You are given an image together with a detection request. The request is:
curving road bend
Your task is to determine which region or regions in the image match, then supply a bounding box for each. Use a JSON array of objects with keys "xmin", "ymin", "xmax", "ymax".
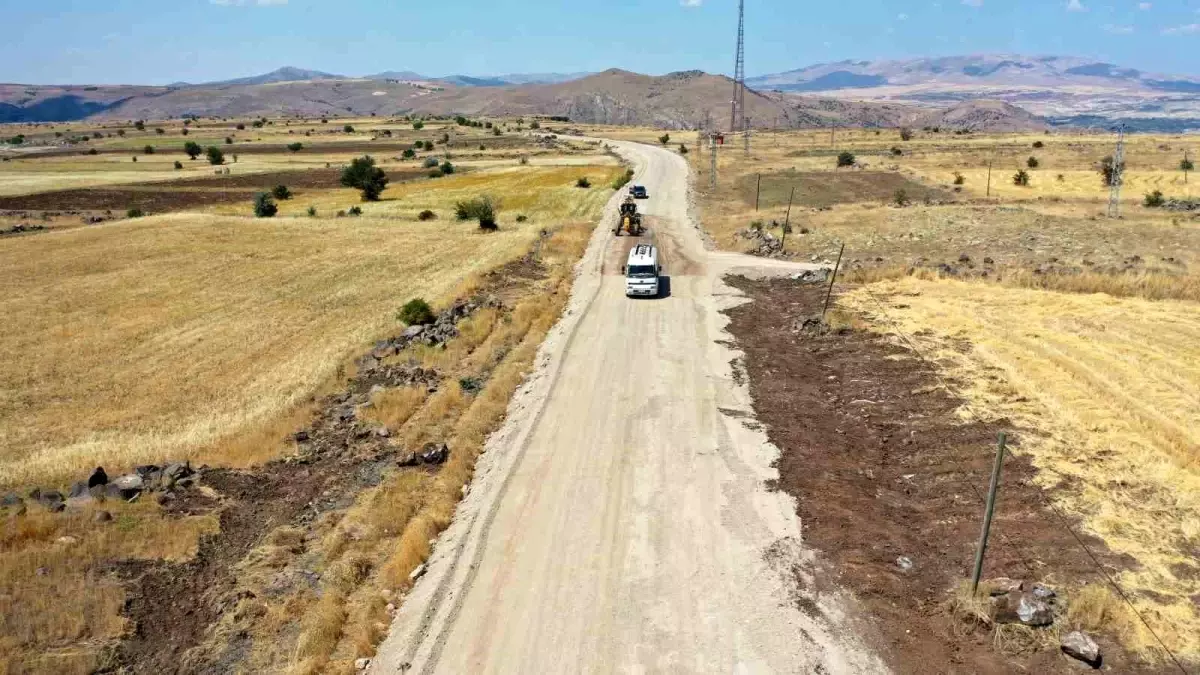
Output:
[{"xmin": 370, "ymin": 141, "xmax": 886, "ymax": 674}]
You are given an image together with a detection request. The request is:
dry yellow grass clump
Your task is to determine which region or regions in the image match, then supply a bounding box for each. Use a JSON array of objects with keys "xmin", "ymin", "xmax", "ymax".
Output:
[
  {"xmin": 840, "ymin": 277, "xmax": 1200, "ymax": 658},
  {"xmin": 0, "ymin": 165, "xmax": 620, "ymax": 490}
]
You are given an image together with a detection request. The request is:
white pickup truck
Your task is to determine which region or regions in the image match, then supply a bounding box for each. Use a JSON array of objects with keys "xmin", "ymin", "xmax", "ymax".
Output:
[{"xmin": 622, "ymin": 244, "xmax": 662, "ymax": 298}]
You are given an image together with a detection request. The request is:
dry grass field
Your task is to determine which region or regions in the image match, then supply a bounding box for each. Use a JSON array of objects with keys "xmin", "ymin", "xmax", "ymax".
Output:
[
  {"xmin": 691, "ymin": 126, "xmax": 1200, "ymax": 663},
  {"xmin": 0, "ymin": 112, "xmax": 624, "ymax": 673}
]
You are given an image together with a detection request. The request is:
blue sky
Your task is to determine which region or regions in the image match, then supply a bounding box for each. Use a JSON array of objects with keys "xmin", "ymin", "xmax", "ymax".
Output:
[{"xmin": 2, "ymin": 0, "xmax": 1198, "ymax": 84}]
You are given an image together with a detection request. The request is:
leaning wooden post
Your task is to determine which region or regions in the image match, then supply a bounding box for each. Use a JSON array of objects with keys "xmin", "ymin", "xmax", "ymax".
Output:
[
  {"xmin": 821, "ymin": 242, "xmax": 845, "ymax": 319},
  {"xmin": 783, "ymin": 186, "xmax": 795, "ymax": 228},
  {"xmin": 754, "ymin": 173, "xmax": 762, "ymax": 211},
  {"xmin": 972, "ymin": 432, "xmax": 1008, "ymax": 593}
]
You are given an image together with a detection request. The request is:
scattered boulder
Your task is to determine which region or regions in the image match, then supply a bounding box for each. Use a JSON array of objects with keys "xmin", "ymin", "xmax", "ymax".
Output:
[
  {"xmin": 355, "ymin": 658, "xmax": 372, "ymax": 671},
  {"xmin": 397, "ymin": 452, "xmax": 421, "ymax": 468},
  {"xmin": 134, "ymin": 464, "xmax": 160, "ymax": 478},
  {"xmin": 294, "ymin": 430, "xmax": 310, "ymax": 442},
  {"xmin": 87, "ymin": 467, "xmax": 108, "ymax": 488},
  {"xmin": 421, "ymin": 443, "xmax": 450, "ymax": 465},
  {"xmin": 995, "ymin": 590, "xmax": 1054, "ymax": 626},
  {"xmin": 402, "ymin": 324, "xmax": 426, "ymax": 340},
  {"xmin": 112, "ymin": 473, "xmax": 145, "ymax": 500},
  {"xmin": 409, "ymin": 563, "xmax": 427, "ymax": 582},
  {"xmin": 30, "ymin": 488, "xmax": 65, "ymax": 512},
  {"xmin": 163, "ymin": 461, "xmax": 193, "ymax": 481},
  {"xmin": 1060, "ymin": 630, "xmax": 1101, "ymax": 668},
  {"xmin": 1, "ymin": 492, "xmax": 24, "ymax": 508},
  {"xmin": 68, "ymin": 481, "xmax": 91, "ymax": 501}
]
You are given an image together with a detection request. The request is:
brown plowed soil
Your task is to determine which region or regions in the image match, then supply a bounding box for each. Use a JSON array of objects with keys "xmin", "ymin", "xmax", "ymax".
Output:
[{"xmin": 722, "ymin": 276, "xmax": 1174, "ymax": 675}]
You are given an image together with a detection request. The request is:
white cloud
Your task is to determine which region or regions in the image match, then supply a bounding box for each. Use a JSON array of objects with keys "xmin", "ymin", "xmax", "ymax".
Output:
[
  {"xmin": 1138, "ymin": 2, "xmax": 1152, "ymax": 9},
  {"xmin": 897, "ymin": 12, "xmax": 909, "ymax": 20},
  {"xmin": 1066, "ymin": 0, "xmax": 1085, "ymax": 10},
  {"xmin": 961, "ymin": 0, "xmax": 983, "ymax": 6},
  {"xmin": 1103, "ymin": 23, "xmax": 1134, "ymax": 33},
  {"xmin": 1163, "ymin": 22, "xmax": 1200, "ymax": 33},
  {"xmin": 680, "ymin": 0, "xmax": 702, "ymax": 6}
]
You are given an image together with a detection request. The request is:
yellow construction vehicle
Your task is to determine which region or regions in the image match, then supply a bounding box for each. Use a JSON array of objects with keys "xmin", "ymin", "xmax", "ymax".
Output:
[{"xmin": 614, "ymin": 197, "xmax": 644, "ymax": 237}]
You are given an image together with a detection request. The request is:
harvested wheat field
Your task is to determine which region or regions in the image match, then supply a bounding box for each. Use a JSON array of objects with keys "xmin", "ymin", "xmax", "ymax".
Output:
[{"xmin": 0, "ymin": 163, "xmax": 621, "ymax": 489}]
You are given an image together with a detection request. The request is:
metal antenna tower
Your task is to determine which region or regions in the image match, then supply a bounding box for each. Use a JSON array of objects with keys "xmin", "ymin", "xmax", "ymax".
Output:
[
  {"xmin": 730, "ymin": 0, "xmax": 746, "ymax": 136},
  {"xmin": 1107, "ymin": 125, "xmax": 1126, "ymax": 218}
]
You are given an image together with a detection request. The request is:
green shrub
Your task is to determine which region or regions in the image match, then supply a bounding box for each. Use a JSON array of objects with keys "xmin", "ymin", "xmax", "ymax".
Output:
[
  {"xmin": 679, "ymin": 144, "xmax": 688, "ymax": 154},
  {"xmin": 1144, "ymin": 190, "xmax": 1165, "ymax": 207},
  {"xmin": 1027, "ymin": 156, "xmax": 1039, "ymax": 169},
  {"xmin": 1013, "ymin": 169, "xmax": 1030, "ymax": 186},
  {"xmin": 479, "ymin": 144, "xmax": 486, "ymax": 151},
  {"xmin": 893, "ymin": 189, "xmax": 910, "ymax": 206},
  {"xmin": 412, "ymin": 121, "xmax": 424, "ymax": 130},
  {"xmin": 423, "ymin": 157, "xmax": 439, "ymax": 168},
  {"xmin": 272, "ymin": 185, "xmax": 292, "ymax": 200},
  {"xmin": 343, "ymin": 124, "xmax": 354, "ymax": 133},
  {"xmin": 440, "ymin": 161, "xmax": 455, "ymax": 175},
  {"xmin": 440, "ymin": 132, "xmax": 449, "ymax": 144},
  {"xmin": 953, "ymin": 171, "xmax": 965, "ymax": 185},
  {"xmin": 418, "ymin": 209, "xmax": 436, "ymax": 221},
  {"xmin": 575, "ymin": 176, "xmax": 591, "ymax": 188},
  {"xmin": 206, "ymin": 146, "xmax": 225, "ymax": 165},
  {"xmin": 1099, "ymin": 155, "xmax": 1123, "ymax": 187},
  {"xmin": 658, "ymin": 134, "xmax": 670, "ymax": 145},
  {"xmin": 1032, "ymin": 140, "xmax": 1044, "ymax": 148},
  {"xmin": 126, "ymin": 208, "xmax": 144, "ymax": 218},
  {"xmin": 402, "ymin": 148, "xmax": 416, "ymax": 159},
  {"xmin": 156, "ymin": 128, "xmax": 165, "ymax": 135},
  {"xmin": 891, "ymin": 147, "xmax": 902, "ymax": 156},
  {"xmin": 836, "ymin": 151, "xmax": 855, "ymax": 167},
  {"xmin": 134, "ymin": 120, "xmax": 145, "ymax": 131},
  {"xmin": 1181, "ymin": 158, "xmax": 1194, "ymax": 173},
  {"xmin": 612, "ymin": 168, "xmax": 634, "ymax": 190},
  {"xmin": 398, "ymin": 298, "xmax": 435, "ymax": 325},
  {"xmin": 144, "ymin": 145, "xmax": 155, "ymax": 154},
  {"xmin": 253, "ymin": 192, "xmax": 277, "ymax": 217},
  {"xmin": 87, "ymin": 148, "xmax": 98, "ymax": 155},
  {"xmin": 236, "ymin": 123, "xmax": 246, "ymax": 130},
  {"xmin": 225, "ymin": 136, "xmax": 233, "ymax": 145},
  {"xmin": 492, "ymin": 128, "xmax": 501, "ymax": 136},
  {"xmin": 515, "ymin": 214, "xmax": 528, "ymax": 222},
  {"xmin": 181, "ymin": 128, "xmax": 189, "ymax": 136},
  {"xmin": 348, "ymin": 205, "xmax": 363, "ymax": 216},
  {"xmin": 899, "ymin": 127, "xmax": 913, "ymax": 141},
  {"xmin": 174, "ymin": 160, "xmax": 183, "ymax": 169},
  {"xmin": 287, "ymin": 142, "xmax": 303, "ymax": 153},
  {"xmin": 252, "ymin": 120, "xmax": 265, "ymax": 129},
  {"xmin": 455, "ymin": 195, "xmax": 498, "ymax": 229},
  {"xmin": 530, "ymin": 121, "xmax": 540, "ymax": 129},
  {"xmin": 423, "ymin": 140, "xmax": 434, "ymax": 151},
  {"xmin": 307, "ymin": 206, "xmax": 317, "ymax": 217},
  {"xmin": 183, "ymin": 141, "xmax": 202, "ymax": 159},
  {"xmin": 340, "ymin": 155, "xmax": 389, "ymax": 201}
]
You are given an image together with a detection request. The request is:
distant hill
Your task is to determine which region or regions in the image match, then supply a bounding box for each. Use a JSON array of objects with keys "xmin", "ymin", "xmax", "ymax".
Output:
[
  {"xmin": 749, "ymin": 54, "xmax": 1200, "ymax": 129},
  {"xmin": 61, "ymin": 67, "xmax": 1039, "ymax": 132},
  {"xmin": 187, "ymin": 66, "xmax": 347, "ymax": 88}
]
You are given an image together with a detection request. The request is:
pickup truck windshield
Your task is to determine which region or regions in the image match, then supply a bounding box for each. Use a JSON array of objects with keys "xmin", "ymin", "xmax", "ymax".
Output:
[{"xmin": 627, "ymin": 264, "xmax": 657, "ymax": 278}]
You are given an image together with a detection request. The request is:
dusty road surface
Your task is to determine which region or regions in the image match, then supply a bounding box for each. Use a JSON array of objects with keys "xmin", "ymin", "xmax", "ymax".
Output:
[{"xmin": 371, "ymin": 142, "xmax": 885, "ymax": 674}]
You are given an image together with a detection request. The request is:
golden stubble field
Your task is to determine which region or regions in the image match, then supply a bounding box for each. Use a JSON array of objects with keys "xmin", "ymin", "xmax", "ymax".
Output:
[{"xmin": 685, "ymin": 125, "xmax": 1200, "ymax": 661}]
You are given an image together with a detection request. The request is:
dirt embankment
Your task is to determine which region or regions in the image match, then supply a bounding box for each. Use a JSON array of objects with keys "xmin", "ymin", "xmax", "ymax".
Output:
[{"xmin": 722, "ymin": 276, "xmax": 1175, "ymax": 674}]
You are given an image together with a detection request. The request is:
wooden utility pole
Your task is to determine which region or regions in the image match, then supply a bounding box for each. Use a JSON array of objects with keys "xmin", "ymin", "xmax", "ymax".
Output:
[
  {"xmin": 821, "ymin": 243, "xmax": 845, "ymax": 319},
  {"xmin": 754, "ymin": 173, "xmax": 762, "ymax": 211},
  {"xmin": 986, "ymin": 160, "xmax": 993, "ymax": 198},
  {"xmin": 783, "ymin": 186, "xmax": 795, "ymax": 229},
  {"xmin": 971, "ymin": 433, "xmax": 1008, "ymax": 593}
]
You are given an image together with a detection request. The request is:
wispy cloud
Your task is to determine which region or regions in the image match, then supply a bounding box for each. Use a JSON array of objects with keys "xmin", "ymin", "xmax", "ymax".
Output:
[
  {"xmin": 961, "ymin": 0, "xmax": 983, "ymax": 6},
  {"xmin": 210, "ymin": 0, "xmax": 288, "ymax": 5},
  {"xmin": 1162, "ymin": 22, "xmax": 1200, "ymax": 34},
  {"xmin": 1103, "ymin": 23, "xmax": 1134, "ymax": 33},
  {"xmin": 1066, "ymin": 0, "xmax": 1086, "ymax": 11},
  {"xmin": 897, "ymin": 12, "xmax": 909, "ymax": 20},
  {"xmin": 680, "ymin": 0, "xmax": 702, "ymax": 6},
  {"xmin": 1138, "ymin": 2, "xmax": 1152, "ymax": 9}
]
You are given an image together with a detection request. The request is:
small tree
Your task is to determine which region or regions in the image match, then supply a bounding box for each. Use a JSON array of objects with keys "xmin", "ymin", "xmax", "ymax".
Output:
[
  {"xmin": 253, "ymin": 192, "xmax": 277, "ymax": 217},
  {"xmin": 340, "ymin": 155, "xmax": 389, "ymax": 201},
  {"xmin": 679, "ymin": 143, "xmax": 688, "ymax": 155},
  {"xmin": 155, "ymin": 128, "xmax": 165, "ymax": 135},
  {"xmin": 576, "ymin": 176, "xmax": 591, "ymax": 188},
  {"xmin": 899, "ymin": 127, "xmax": 913, "ymax": 141},
  {"xmin": 236, "ymin": 123, "xmax": 246, "ymax": 130},
  {"xmin": 659, "ymin": 134, "xmax": 670, "ymax": 145},
  {"xmin": 1013, "ymin": 169, "xmax": 1030, "ymax": 186},
  {"xmin": 144, "ymin": 145, "xmax": 155, "ymax": 154},
  {"xmin": 836, "ymin": 151, "xmax": 856, "ymax": 167},
  {"xmin": 423, "ymin": 140, "xmax": 434, "ymax": 151},
  {"xmin": 454, "ymin": 195, "xmax": 498, "ymax": 230},
  {"xmin": 272, "ymin": 185, "xmax": 292, "ymax": 200},
  {"xmin": 287, "ymin": 142, "xmax": 303, "ymax": 153},
  {"xmin": 184, "ymin": 141, "xmax": 202, "ymax": 159},
  {"xmin": 1182, "ymin": 157, "xmax": 1194, "ymax": 183},
  {"xmin": 174, "ymin": 160, "xmax": 183, "ymax": 170},
  {"xmin": 131, "ymin": 156, "xmax": 138, "ymax": 162},
  {"xmin": 307, "ymin": 206, "xmax": 317, "ymax": 217},
  {"xmin": 402, "ymin": 148, "xmax": 415, "ymax": 159},
  {"xmin": 1099, "ymin": 155, "xmax": 1123, "ymax": 187},
  {"xmin": 225, "ymin": 136, "xmax": 234, "ymax": 145},
  {"xmin": 492, "ymin": 128, "xmax": 501, "ymax": 136},
  {"xmin": 530, "ymin": 121, "xmax": 540, "ymax": 129},
  {"xmin": 893, "ymin": 189, "xmax": 910, "ymax": 206},
  {"xmin": 117, "ymin": 129, "xmax": 125, "ymax": 137},
  {"xmin": 953, "ymin": 171, "xmax": 965, "ymax": 185},
  {"xmin": 440, "ymin": 161, "xmax": 455, "ymax": 175},
  {"xmin": 891, "ymin": 147, "xmax": 903, "ymax": 156},
  {"xmin": 422, "ymin": 157, "xmax": 439, "ymax": 168},
  {"xmin": 398, "ymin": 298, "xmax": 435, "ymax": 325},
  {"xmin": 126, "ymin": 208, "xmax": 144, "ymax": 218},
  {"xmin": 348, "ymin": 206, "xmax": 363, "ymax": 216},
  {"xmin": 1032, "ymin": 140, "xmax": 1044, "ymax": 148},
  {"xmin": 418, "ymin": 209, "xmax": 437, "ymax": 221},
  {"xmin": 412, "ymin": 121, "xmax": 424, "ymax": 130},
  {"xmin": 1144, "ymin": 190, "xmax": 1165, "ymax": 207},
  {"xmin": 343, "ymin": 124, "xmax": 354, "ymax": 133},
  {"xmin": 206, "ymin": 146, "xmax": 225, "ymax": 165},
  {"xmin": 134, "ymin": 120, "xmax": 145, "ymax": 131},
  {"xmin": 252, "ymin": 120, "xmax": 265, "ymax": 129},
  {"xmin": 440, "ymin": 132, "xmax": 450, "ymax": 144},
  {"xmin": 1027, "ymin": 156, "xmax": 1039, "ymax": 169},
  {"xmin": 181, "ymin": 128, "xmax": 189, "ymax": 136}
]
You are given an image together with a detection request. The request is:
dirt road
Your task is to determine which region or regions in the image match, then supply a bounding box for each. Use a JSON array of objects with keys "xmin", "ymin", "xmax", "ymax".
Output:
[{"xmin": 370, "ymin": 142, "xmax": 885, "ymax": 673}]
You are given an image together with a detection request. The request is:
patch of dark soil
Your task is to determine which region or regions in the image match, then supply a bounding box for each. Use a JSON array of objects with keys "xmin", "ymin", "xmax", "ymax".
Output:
[
  {"xmin": 737, "ymin": 170, "xmax": 953, "ymax": 209},
  {"xmin": 723, "ymin": 276, "xmax": 1173, "ymax": 675}
]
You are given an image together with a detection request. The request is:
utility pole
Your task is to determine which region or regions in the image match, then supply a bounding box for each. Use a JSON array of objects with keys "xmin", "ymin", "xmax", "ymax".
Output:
[
  {"xmin": 1107, "ymin": 124, "xmax": 1127, "ymax": 218},
  {"xmin": 985, "ymin": 160, "xmax": 993, "ymax": 198},
  {"xmin": 709, "ymin": 133, "xmax": 718, "ymax": 190},
  {"xmin": 729, "ymin": 0, "xmax": 746, "ymax": 136},
  {"xmin": 754, "ymin": 173, "xmax": 762, "ymax": 211}
]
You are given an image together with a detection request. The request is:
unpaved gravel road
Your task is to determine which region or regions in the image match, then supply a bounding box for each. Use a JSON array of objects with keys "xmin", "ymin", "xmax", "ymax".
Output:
[{"xmin": 371, "ymin": 141, "xmax": 886, "ymax": 674}]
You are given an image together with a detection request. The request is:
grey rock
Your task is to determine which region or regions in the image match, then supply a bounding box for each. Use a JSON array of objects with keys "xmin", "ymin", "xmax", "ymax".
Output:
[
  {"xmin": 402, "ymin": 325, "xmax": 426, "ymax": 339},
  {"xmin": 1031, "ymin": 583, "xmax": 1056, "ymax": 600},
  {"xmin": 398, "ymin": 452, "xmax": 421, "ymax": 468},
  {"xmin": 895, "ymin": 556, "xmax": 914, "ymax": 572},
  {"xmin": 355, "ymin": 657, "xmax": 372, "ymax": 671},
  {"xmin": 1060, "ymin": 630, "xmax": 1100, "ymax": 667},
  {"xmin": 409, "ymin": 563, "xmax": 427, "ymax": 582},
  {"xmin": 112, "ymin": 474, "xmax": 144, "ymax": 500},
  {"xmin": 421, "ymin": 443, "xmax": 450, "ymax": 465},
  {"xmin": 163, "ymin": 462, "xmax": 192, "ymax": 481},
  {"xmin": 134, "ymin": 464, "xmax": 160, "ymax": 478},
  {"xmin": 68, "ymin": 481, "xmax": 92, "ymax": 501},
  {"xmin": 1, "ymin": 492, "xmax": 23, "ymax": 508},
  {"xmin": 1016, "ymin": 593, "xmax": 1054, "ymax": 626}
]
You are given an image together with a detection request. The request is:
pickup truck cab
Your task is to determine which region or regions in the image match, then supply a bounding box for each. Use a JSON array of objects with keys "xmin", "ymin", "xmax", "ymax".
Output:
[
  {"xmin": 623, "ymin": 244, "xmax": 661, "ymax": 297},
  {"xmin": 629, "ymin": 185, "xmax": 648, "ymax": 199}
]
